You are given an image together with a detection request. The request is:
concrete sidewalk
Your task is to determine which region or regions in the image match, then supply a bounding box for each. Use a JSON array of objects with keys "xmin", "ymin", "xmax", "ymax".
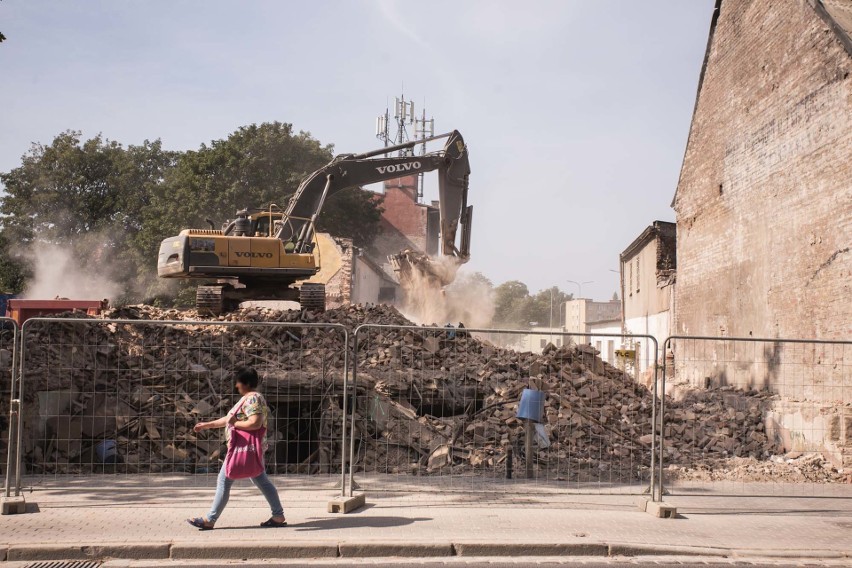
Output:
[{"xmin": 1, "ymin": 477, "xmax": 851, "ymax": 562}]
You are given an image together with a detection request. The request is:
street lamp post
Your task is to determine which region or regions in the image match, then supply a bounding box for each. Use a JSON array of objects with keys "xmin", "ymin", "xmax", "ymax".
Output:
[
  {"xmin": 566, "ymin": 279, "xmax": 594, "ymax": 300},
  {"xmin": 549, "ymin": 287, "xmax": 554, "ymax": 345}
]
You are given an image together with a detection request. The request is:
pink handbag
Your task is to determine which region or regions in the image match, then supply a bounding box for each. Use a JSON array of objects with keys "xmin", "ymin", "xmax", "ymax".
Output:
[{"xmin": 223, "ymin": 398, "xmax": 266, "ymax": 480}]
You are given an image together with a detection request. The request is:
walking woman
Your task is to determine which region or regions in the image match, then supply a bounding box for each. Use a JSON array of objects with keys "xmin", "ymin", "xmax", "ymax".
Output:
[{"xmin": 186, "ymin": 367, "xmax": 287, "ymax": 530}]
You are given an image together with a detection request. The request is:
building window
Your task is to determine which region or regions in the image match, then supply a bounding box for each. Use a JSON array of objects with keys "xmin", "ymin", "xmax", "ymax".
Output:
[
  {"xmin": 635, "ymin": 258, "xmax": 640, "ymax": 293},
  {"xmin": 540, "ymin": 339, "xmax": 546, "ymax": 348},
  {"xmin": 595, "ymin": 341, "xmax": 602, "ymax": 353},
  {"xmin": 628, "ymin": 262, "xmax": 633, "ymax": 296},
  {"xmin": 607, "ymin": 340, "xmax": 615, "ymax": 364}
]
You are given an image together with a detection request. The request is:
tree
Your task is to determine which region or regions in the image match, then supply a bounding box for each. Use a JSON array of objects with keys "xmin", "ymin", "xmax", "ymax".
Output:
[
  {"xmin": 492, "ymin": 281, "xmax": 573, "ymax": 328},
  {"xmin": 1, "ymin": 123, "xmax": 386, "ymax": 303},
  {"xmin": 527, "ymin": 286, "xmax": 573, "ymax": 328},
  {"xmin": 0, "ymin": 232, "xmax": 26, "ymax": 293},
  {"xmin": 0, "ymin": 131, "xmax": 176, "ymax": 299},
  {"xmin": 493, "ymin": 280, "xmax": 532, "ymax": 328},
  {"xmin": 135, "ymin": 122, "xmax": 385, "ymax": 258},
  {"xmin": 316, "ymin": 188, "xmax": 384, "ymax": 247}
]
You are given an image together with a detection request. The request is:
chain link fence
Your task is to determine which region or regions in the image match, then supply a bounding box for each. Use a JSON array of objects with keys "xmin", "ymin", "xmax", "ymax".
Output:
[
  {"xmin": 9, "ymin": 317, "xmax": 348, "ymax": 494},
  {"xmin": 659, "ymin": 336, "xmax": 852, "ymax": 497},
  {"xmin": 348, "ymin": 324, "xmax": 660, "ymax": 497}
]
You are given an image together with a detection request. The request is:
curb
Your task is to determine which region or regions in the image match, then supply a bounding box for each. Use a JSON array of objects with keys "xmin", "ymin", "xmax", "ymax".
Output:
[
  {"xmin": 454, "ymin": 542, "xmax": 608, "ymax": 557},
  {"xmin": 608, "ymin": 543, "xmax": 728, "ymax": 557},
  {"xmin": 1, "ymin": 541, "xmax": 849, "ymax": 561},
  {"xmin": 339, "ymin": 542, "xmax": 454, "ymax": 557},
  {"xmin": 732, "ymin": 548, "xmax": 850, "ymax": 559},
  {"xmin": 170, "ymin": 541, "xmax": 338, "ymax": 560},
  {"xmin": 7, "ymin": 543, "xmax": 170, "ymax": 562}
]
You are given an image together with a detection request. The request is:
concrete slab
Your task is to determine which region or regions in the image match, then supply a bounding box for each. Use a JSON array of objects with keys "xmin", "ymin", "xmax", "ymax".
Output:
[
  {"xmin": 637, "ymin": 498, "xmax": 677, "ymax": 518},
  {"xmin": 169, "ymin": 541, "xmax": 339, "ymax": 560},
  {"xmin": 339, "ymin": 542, "xmax": 454, "ymax": 557},
  {"xmin": 328, "ymin": 492, "xmax": 366, "ymax": 514},
  {"xmin": 1, "ymin": 496, "xmax": 26, "ymax": 515}
]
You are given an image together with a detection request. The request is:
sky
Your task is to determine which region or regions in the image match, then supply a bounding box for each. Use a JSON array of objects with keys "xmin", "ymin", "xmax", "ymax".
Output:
[{"xmin": 0, "ymin": 0, "xmax": 716, "ymax": 302}]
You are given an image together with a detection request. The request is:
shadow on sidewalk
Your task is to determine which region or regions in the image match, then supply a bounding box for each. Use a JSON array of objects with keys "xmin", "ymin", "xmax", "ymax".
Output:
[{"xmin": 292, "ymin": 516, "xmax": 433, "ymax": 532}]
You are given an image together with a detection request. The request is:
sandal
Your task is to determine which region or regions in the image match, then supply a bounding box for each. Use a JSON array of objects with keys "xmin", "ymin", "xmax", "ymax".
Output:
[
  {"xmin": 187, "ymin": 517, "xmax": 214, "ymax": 531},
  {"xmin": 260, "ymin": 517, "xmax": 288, "ymax": 528}
]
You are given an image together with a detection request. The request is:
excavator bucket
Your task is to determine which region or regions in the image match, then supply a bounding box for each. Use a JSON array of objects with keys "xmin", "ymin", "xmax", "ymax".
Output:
[
  {"xmin": 389, "ymin": 250, "xmax": 463, "ymax": 289},
  {"xmin": 437, "ymin": 132, "xmax": 472, "ymax": 259}
]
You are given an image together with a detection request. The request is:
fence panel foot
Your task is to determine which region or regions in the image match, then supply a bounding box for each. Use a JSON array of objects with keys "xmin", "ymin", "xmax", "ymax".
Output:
[
  {"xmin": 637, "ymin": 497, "xmax": 677, "ymax": 518},
  {"xmin": 328, "ymin": 492, "xmax": 366, "ymax": 514},
  {"xmin": 1, "ymin": 495, "xmax": 27, "ymax": 515}
]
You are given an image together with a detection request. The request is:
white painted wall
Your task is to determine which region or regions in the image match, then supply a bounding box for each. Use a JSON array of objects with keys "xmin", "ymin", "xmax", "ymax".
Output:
[
  {"xmin": 624, "ymin": 311, "xmax": 671, "ymax": 372},
  {"xmin": 519, "ymin": 327, "xmax": 568, "ymax": 354},
  {"xmin": 587, "ymin": 321, "xmax": 622, "ymax": 365}
]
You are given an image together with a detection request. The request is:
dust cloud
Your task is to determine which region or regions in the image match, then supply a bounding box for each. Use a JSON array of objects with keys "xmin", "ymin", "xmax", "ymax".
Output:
[
  {"xmin": 23, "ymin": 242, "xmax": 121, "ymax": 301},
  {"xmin": 399, "ymin": 257, "xmax": 495, "ymax": 329}
]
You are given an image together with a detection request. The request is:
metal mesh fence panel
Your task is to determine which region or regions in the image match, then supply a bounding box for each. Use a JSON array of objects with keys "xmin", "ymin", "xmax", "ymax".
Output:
[
  {"xmin": 1, "ymin": 317, "xmax": 18, "ymax": 493},
  {"xmin": 660, "ymin": 336, "xmax": 852, "ymax": 497},
  {"xmin": 15, "ymin": 317, "xmax": 347, "ymax": 493},
  {"xmin": 349, "ymin": 324, "xmax": 659, "ymax": 496}
]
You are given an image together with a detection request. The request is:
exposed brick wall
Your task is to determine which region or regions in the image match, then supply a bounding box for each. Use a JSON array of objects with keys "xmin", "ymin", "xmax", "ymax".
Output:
[
  {"xmin": 674, "ymin": 0, "xmax": 852, "ymax": 343},
  {"xmin": 672, "ymin": 0, "xmax": 851, "ymax": 444},
  {"xmin": 380, "ymin": 175, "xmax": 429, "ymax": 251},
  {"xmin": 369, "ymin": 175, "xmax": 439, "ymax": 262}
]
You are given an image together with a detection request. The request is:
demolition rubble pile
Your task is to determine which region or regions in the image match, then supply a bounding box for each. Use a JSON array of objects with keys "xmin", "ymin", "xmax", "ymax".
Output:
[{"xmin": 13, "ymin": 304, "xmax": 847, "ymax": 483}]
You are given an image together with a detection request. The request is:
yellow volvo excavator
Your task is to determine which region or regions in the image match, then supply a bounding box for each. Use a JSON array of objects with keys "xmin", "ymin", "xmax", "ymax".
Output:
[{"xmin": 157, "ymin": 131, "xmax": 472, "ymax": 314}]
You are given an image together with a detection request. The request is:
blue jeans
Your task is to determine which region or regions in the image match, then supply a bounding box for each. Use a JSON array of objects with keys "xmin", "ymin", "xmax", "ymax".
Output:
[{"xmin": 206, "ymin": 467, "xmax": 284, "ymax": 523}]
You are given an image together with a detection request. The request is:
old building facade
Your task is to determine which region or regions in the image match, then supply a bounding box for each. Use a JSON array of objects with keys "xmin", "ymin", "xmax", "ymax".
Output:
[
  {"xmin": 620, "ymin": 221, "xmax": 676, "ymax": 371},
  {"xmin": 673, "ymin": 0, "xmax": 852, "ymax": 341},
  {"xmin": 672, "ymin": 0, "xmax": 852, "ymax": 466}
]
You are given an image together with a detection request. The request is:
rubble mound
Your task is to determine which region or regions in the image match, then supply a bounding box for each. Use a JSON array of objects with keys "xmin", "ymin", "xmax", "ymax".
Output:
[{"xmin": 9, "ymin": 303, "xmax": 845, "ymax": 484}]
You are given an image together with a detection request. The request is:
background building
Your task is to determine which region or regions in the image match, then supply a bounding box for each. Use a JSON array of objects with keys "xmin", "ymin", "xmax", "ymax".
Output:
[
  {"xmin": 518, "ymin": 326, "xmax": 567, "ymax": 354},
  {"xmin": 563, "ymin": 298, "xmax": 621, "ymax": 345},
  {"xmin": 588, "ymin": 318, "xmax": 622, "ymax": 365},
  {"xmin": 619, "ymin": 221, "xmax": 676, "ymax": 371}
]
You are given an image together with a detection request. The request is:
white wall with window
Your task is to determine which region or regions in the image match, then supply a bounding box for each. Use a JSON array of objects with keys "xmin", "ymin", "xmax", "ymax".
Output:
[
  {"xmin": 587, "ymin": 319, "xmax": 622, "ymax": 365},
  {"xmin": 518, "ymin": 326, "xmax": 568, "ymax": 354}
]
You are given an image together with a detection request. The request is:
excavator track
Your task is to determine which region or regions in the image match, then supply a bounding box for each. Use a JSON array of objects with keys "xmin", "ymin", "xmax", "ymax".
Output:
[
  {"xmin": 299, "ymin": 283, "xmax": 326, "ymax": 312},
  {"xmin": 197, "ymin": 285, "xmax": 231, "ymax": 316}
]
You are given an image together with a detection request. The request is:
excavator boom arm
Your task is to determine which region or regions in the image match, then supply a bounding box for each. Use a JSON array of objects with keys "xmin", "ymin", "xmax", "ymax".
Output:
[{"xmin": 279, "ymin": 130, "xmax": 471, "ymax": 260}]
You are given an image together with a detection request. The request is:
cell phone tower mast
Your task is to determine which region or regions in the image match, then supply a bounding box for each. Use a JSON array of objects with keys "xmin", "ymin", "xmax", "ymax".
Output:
[{"xmin": 376, "ymin": 92, "xmax": 434, "ymax": 202}]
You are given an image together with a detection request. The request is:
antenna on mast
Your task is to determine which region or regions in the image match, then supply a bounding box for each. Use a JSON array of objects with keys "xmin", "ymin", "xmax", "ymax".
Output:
[
  {"xmin": 414, "ymin": 100, "xmax": 434, "ymax": 202},
  {"xmin": 375, "ymin": 91, "xmax": 434, "ymax": 203}
]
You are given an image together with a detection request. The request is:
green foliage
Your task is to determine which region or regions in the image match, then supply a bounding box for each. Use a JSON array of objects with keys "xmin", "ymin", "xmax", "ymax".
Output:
[
  {"xmin": 0, "ymin": 123, "xmax": 385, "ymax": 302},
  {"xmin": 317, "ymin": 188, "xmax": 384, "ymax": 247},
  {"xmin": 492, "ymin": 280, "xmax": 572, "ymax": 329},
  {"xmin": 493, "ymin": 280, "xmax": 531, "ymax": 328},
  {"xmin": 0, "ymin": 131, "xmax": 177, "ymax": 298},
  {"xmin": 0, "ymin": 231, "xmax": 27, "ymax": 293}
]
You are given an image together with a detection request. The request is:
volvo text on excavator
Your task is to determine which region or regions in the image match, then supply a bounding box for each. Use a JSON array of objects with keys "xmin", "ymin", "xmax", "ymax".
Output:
[{"xmin": 157, "ymin": 130, "xmax": 472, "ymax": 314}]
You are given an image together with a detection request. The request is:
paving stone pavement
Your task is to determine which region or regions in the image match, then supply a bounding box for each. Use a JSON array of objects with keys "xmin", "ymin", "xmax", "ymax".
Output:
[{"xmin": 1, "ymin": 476, "xmax": 851, "ymax": 561}]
